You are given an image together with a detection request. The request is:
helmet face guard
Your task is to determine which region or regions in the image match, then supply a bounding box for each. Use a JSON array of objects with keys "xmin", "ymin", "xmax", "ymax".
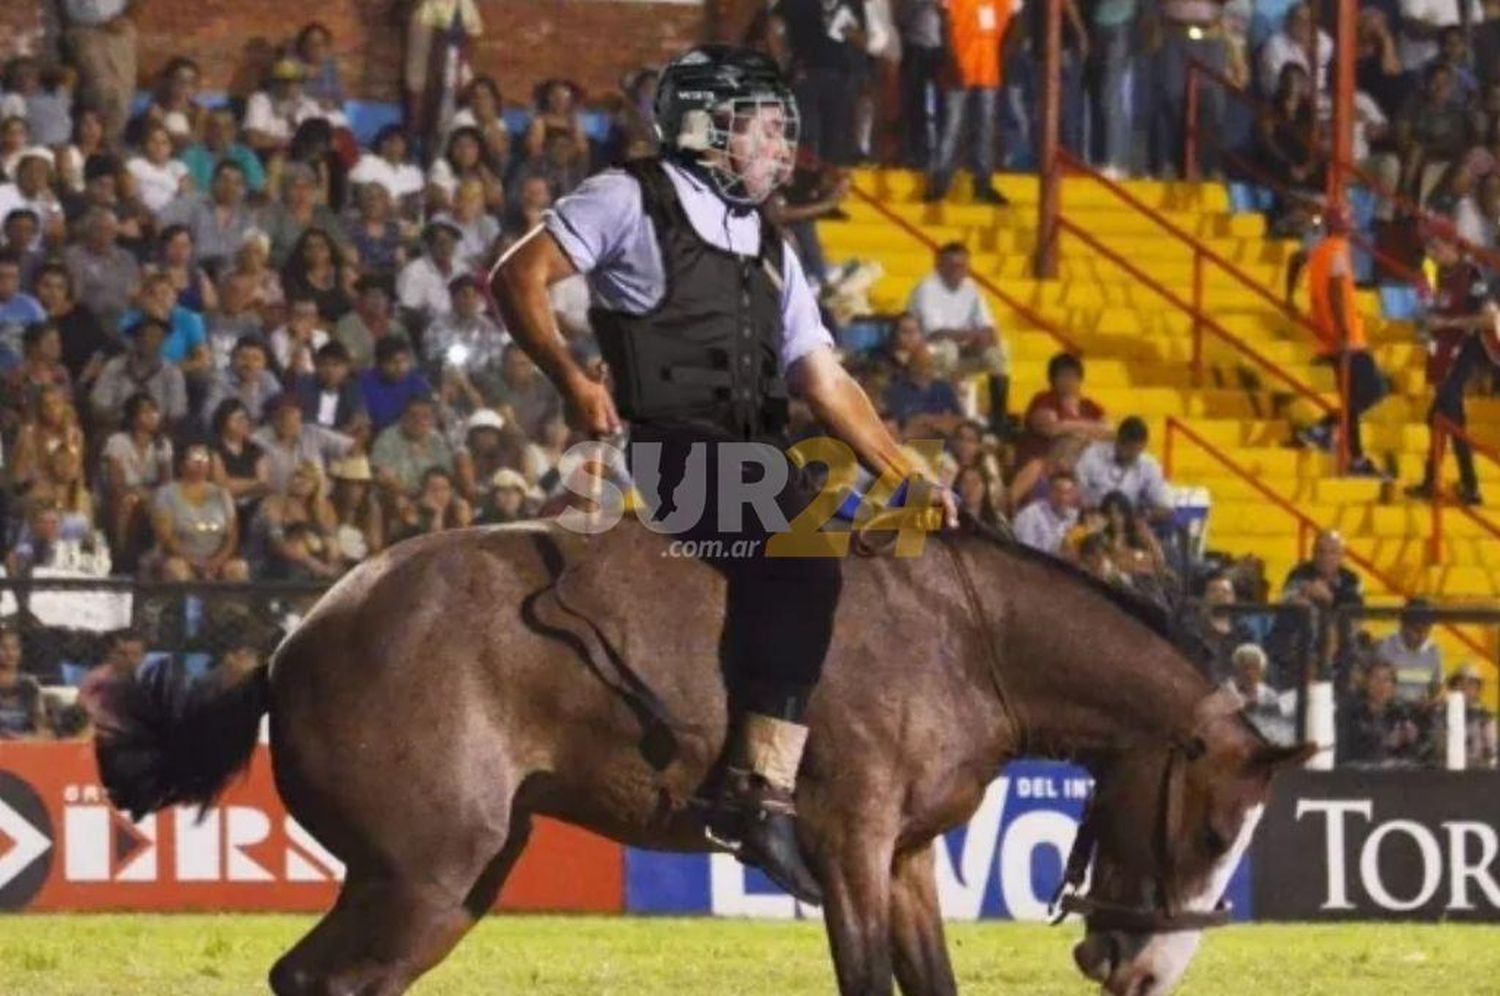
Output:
[
  {"xmin": 696, "ymin": 96, "xmax": 800, "ymax": 206},
  {"xmin": 656, "ymin": 45, "xmax": 801, "ymax": 207}
]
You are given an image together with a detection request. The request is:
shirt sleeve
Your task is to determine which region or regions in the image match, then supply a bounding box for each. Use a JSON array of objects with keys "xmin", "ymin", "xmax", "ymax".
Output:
[
  {"xmin": 244, "ymin": 93, "xmax": 276, "ymax": 135},
  {"xmin": 968, "ymin": 282, "xmax": 995, "ymax": 329},
  {"xmin": 543, "ymin": 170, "xmax": 643, "ymax": 275},
  {"xmin": 779, "ymin": 240, "xmax": 836, "ymax": 372},
  {"xmin": 1139, "ymin": 454, "xmax": 1173, "ymax": 510}
]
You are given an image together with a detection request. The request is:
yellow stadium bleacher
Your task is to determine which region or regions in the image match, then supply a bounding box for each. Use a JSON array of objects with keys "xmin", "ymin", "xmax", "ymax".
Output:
[{"xmin": 822, "ymin": 168, "xmax": 1500, "ymax": 672}]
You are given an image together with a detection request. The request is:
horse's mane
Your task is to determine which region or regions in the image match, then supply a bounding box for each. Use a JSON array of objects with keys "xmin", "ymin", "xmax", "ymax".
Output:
[{"xmin": 950, "ymin": 512, "xmax": 1178, "ymax": 642}]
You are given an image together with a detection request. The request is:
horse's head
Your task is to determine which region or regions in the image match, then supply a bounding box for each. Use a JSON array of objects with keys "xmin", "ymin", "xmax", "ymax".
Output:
[{"xmin": 1065, "ymin": 690, "xmax": 1314, "ymax": 996}]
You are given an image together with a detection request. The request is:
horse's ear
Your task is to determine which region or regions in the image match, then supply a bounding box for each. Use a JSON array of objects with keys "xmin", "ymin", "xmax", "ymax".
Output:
[{"xmin": 1246, "ymin": 742, "xmax": 1317, "ymax": 776}]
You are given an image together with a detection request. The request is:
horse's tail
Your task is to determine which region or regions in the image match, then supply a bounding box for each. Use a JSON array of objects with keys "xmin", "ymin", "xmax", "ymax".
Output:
[{"xmin": 93, "ymin": 663, "xmax": 271, "ymax": 821}]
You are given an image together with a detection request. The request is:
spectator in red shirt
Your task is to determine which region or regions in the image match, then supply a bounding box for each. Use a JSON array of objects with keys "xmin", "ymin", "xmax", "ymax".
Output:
[{"xmin": 1014, "ymin": 351, "xmax": 1112, "ymax": 467}]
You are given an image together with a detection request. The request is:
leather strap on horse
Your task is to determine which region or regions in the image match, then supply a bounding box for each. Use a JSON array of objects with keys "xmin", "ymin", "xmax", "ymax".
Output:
[
  {"xmin": 520, "ymin": 531, "xmax": 684, "ymax": 771},
  {"xmin": 937, "ymin": 529, "xmax": 1025, "ymax": 751}
]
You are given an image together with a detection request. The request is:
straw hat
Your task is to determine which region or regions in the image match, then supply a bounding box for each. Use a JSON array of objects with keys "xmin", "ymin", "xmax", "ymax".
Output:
[{"xmin": 328, "ymin": 455, "xmax": 374, "ymax": 483}]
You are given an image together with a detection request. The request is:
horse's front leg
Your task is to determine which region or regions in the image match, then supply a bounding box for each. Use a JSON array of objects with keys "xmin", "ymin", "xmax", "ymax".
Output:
[
  {"xmin": 818, "ymin": 831, "xmax": 898, "ymax": 996},
  {"xmin": 890, "ymin": 843, "xmax": 959, "ymax": 996}
]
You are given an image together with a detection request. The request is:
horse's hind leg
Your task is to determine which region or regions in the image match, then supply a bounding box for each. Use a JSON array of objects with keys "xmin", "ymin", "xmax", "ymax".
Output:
[
  {"xmin": 890, "ymin": 844, "xmax": 958, "ymax": 996},
  {"xmin": 270, "ymin": 811, "xmax": 533, "ymax": 996}
]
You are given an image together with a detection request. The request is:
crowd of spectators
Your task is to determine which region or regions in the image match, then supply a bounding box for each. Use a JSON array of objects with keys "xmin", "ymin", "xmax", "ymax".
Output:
[{"xmin": 0, "ymin": 5, "xmax": 1493, "ymax": 762}]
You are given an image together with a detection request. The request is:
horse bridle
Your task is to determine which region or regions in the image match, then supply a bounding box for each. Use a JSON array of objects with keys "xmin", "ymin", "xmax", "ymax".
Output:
[{"xmin": 1048, "ymin": 688, "xmax": 1246, "ymax": 935}]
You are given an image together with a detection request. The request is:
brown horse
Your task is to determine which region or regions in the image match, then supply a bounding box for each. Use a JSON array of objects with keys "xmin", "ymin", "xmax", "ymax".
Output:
[{"xmin": 94, "ymin": 518, "xmax": 1311, "ymax": 996}]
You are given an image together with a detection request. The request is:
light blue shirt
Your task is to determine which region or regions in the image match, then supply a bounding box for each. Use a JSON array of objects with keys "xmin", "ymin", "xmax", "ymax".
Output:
[
  {"xmin": 1074, "ymin": 441, "xmax": 1172, "ymax": 511},
  {"xmin": 542, "ymin": 159, "xmax": 834, "ymax": 375},
  {"xmin": 1013, "ymin": 499, "xmax": 1079, "ymax": 556},
  {"xmin": 63, "ymin": 0, "xmax": 128, "ymax": 26}
]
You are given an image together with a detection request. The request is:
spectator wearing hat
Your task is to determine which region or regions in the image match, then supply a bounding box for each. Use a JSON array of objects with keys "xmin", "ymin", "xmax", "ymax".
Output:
[
  {"xmin": 329, "ymin": 453, "xmax": 384, "ymax": 567},
  {"xmin": 0, "ymin": 148, "xmax": 65, "ymax": 247},
  {"xmin": 62, "ymin": 205, "xmax": 140, "ymax": 334},
  {"xmin": 90, "ymin": 317, "xmax": 188, "ymax": 429},
  {"xmin": 480, "ymin": 467, "xmax": 540, "ymax": 524},
  {"xmin": 397, "ymin": 218, "xmax": 467, "ymax": 334},
  {"xmin": 1375, "ymin": 599, "xmax": 1443, "ymax": 706},
  {"xmin": 1433, "ymin": 663, "xmax": 1499, "ymax": 767},
  {"xmin": 336, "ymin": 275, "xmax": 411, "ymax": 371},
  {"xmin": 245, "ymin": 58, "xmax": 323, "ymax": 158},
  {"xmin": 454, "ymin": 407, "xmax": 514, "ymax": 504},
  {"xmin": 33, "ymin": 262, "xmax": 117, "ymax": 389},
  {"xmin": 61, "ymin": 0, "xmax": 138, "ymax": 146},
  {"xmin": 349, "ymin": 126, "xmax": 426, "ymax": 218},
  {"xmin": 203, "ymin": 336, "xmax": 281, "ymax": 426},
  {"xmin": 357, "ymin": 335, "xmax": 432, "ymax": 438},
  {"xmin": 425, "ymin": 273, "xmax": 507, "ymax": 399},
  {"xmin": 291, "ymin": 340, "xmax": 368, "ymax": 436},
  {"xmin": 251, "ymin": 392, "xmax": 357, "ymax": 494},
  {"xmin": 372, "ymin": 395, "xmax": 455, "ymax": 499},
  {"xmin": 180, "ymin": 108, "xmax": 267, "ymax": 196}
]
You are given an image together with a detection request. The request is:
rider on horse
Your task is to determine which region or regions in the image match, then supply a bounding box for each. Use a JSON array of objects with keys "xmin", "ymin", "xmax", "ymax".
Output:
[{"xmin": 491, "ymin": 44, "xmax": 954, "ymax": 904}]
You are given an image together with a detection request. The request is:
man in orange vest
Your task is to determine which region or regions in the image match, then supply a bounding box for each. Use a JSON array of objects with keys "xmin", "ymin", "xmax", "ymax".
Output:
[
  {"xmin": 1298, "ymin": 206, "xmax": 1387, "ymax": 477},
  {"xmin": 926, "ymin": 0, "xmax": 1014, "ymax": 204}
]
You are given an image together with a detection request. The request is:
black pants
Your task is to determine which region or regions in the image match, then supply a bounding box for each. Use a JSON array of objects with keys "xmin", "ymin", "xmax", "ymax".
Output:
[
  {"xmin": 794, "ymin": 67, "xmax": 857, "ymax": 169},
  {"xmin": 899, "ymin": 45, "xmax": 944, "ymax": 169},
  {"xmin": 1316, "ymin": 350, "xmax": 1385, "ymax": 461},
  {"xmin": 628, "ymin": 423, "xmax": 844, "ymax": 722},
  {"xmin": 1427, "ymin": 336, "xmax": 1496, "ymax": 491}
]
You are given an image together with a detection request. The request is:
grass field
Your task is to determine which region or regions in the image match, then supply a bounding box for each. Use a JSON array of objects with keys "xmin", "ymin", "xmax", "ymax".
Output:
[{"xmin": 0, "ymin": 916, "xmax": 1495, "ymax": 995}]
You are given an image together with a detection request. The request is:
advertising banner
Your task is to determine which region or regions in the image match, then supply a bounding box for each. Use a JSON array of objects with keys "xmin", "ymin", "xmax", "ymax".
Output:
[
  {"xmin": 625, "ymin": 761, "xmax": 1254, "ymax": 920},
  {"xmin": 0, "ymin": 742, "xmax": 623, "ymax": 913},
  {"xmin": 1254, "ymin": 768, "xmax": 1500, "ymax": 921}
]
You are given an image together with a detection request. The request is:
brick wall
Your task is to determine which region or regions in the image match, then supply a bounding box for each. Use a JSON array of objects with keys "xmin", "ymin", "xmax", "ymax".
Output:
[{"xmin": 2, "ymin": 0, "xmax": 720, "ymax": 106}]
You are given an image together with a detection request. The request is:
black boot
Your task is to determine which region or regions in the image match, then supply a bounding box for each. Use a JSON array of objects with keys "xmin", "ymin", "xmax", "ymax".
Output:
[{"xmin": 704, "ymin": 714, "xmax": 823, "ymax": 905}]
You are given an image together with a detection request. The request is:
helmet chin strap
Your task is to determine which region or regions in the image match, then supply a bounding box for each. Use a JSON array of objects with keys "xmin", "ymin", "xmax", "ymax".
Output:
[{"xmin": 672, "ymin": 151, "xmax": 763, "ymax": 212}]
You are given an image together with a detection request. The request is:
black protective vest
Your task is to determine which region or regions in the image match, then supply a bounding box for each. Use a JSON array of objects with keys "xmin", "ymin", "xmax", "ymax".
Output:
[{"xmin": 591, "ymin": 158, "xmax": 790, "ymax": 439}]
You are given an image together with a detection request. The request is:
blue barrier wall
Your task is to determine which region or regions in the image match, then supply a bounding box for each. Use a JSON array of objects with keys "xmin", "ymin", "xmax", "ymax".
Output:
[{"xmin": 625, "ymin": 761, "xmax": 1253, "ymax": 920}]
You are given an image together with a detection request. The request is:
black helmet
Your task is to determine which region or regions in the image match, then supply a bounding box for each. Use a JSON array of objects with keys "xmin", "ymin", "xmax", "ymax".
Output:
[{"xmin": 654, "ymin": 44, "xmax": 799, "ymax": 206}]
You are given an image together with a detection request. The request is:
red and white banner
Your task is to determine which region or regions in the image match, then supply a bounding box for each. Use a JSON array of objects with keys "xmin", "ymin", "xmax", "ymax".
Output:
[{"xmin": 0, "ymin": 742, "xmax": 624, "ymax": 913}]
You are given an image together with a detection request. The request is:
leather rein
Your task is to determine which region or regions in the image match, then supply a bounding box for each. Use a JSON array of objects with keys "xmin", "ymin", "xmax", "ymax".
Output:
[{"xmin": 1047, "ymin": 686, "xmax": 1246, "ymax": 935}]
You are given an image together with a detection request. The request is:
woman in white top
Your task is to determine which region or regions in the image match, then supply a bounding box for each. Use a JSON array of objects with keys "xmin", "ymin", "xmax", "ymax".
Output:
[
  {"xmin": 348, "ymin": 125, "xmax": 426, "ymax": 222},
  {"xmin": 127, "ymin": 122, "xmax": 191, "ymax": 216}
]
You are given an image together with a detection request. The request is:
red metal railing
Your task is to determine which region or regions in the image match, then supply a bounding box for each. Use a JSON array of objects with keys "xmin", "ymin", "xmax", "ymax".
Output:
[
  {"xmin": 846, "ymin": 182, "xmax": 1086, "ymax": 356},
  {"xmin": 1050, "ymin": 149, "xmax": 1346, "ymax": 456},
  {"xmin": 1164, "ymin": 416, "xmax": 1492, "ymax": 658}
]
